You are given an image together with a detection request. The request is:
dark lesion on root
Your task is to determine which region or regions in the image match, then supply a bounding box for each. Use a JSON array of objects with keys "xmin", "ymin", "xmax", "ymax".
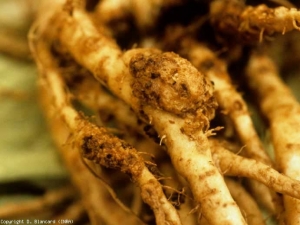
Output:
[
  {"xmin": 129, "ymin": 51, "xmax": 217, "ymax": 120},
  {"xmin": 81, "ymin": 135, "xmax": 95, "ymax": 158},
  {"xmin": 79, "ymin": 123, "xmax": 144, "ymax": 178}
]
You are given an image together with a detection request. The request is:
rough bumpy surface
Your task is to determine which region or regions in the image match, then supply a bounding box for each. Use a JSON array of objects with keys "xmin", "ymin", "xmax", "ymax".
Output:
[
  {"xmin": 78, "ymin": 122, "xmax": 144, "ymax": 178},
  {"xmin": 129, "ymin": 51, "xmax": 217, "ymax": 121}
]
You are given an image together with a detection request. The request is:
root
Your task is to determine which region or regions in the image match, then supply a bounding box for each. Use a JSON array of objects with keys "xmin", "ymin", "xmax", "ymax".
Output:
[
  {"xmin": 0, "ymin": 185, "xmax": 76, "ymax": 219},
  {"xmin": 210, "ymin": 139, "xmax": 300, "ymax": 200},
  {"xmin": 38, "ymin": 4, "xmax": 245, "ymax": 224},
  {"xmin": 246, "ymin": 51, "xmax": 300, "ymax": 224},
  {"xmin": 31, "ymin": 34, "xmax": 181, "ymax": 225},
  {"xmin": 210, "ymin": 0, "xmax": 300, "ymax": 43},
  {"xmin": 178, "ymin": 40, "xmax": 282, "ymax": 216},
  {"xmin": 24, "ymin": 0, "xmax": 300, "ymax": 224},
  {"xmin": 225, "ymin": 178, "xmax": 265, "ymax": 225}
]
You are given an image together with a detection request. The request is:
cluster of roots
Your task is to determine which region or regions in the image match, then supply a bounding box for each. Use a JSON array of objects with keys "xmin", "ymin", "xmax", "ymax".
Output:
[{"xmin": 3, "ymin": 0, "xmax": 300, "ymax": 224}]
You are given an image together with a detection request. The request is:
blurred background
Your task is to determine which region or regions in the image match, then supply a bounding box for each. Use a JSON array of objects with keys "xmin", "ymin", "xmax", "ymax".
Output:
[
  {"xmin": 1, "ymin": 0, "xmax": 300, "ymax": 223},
  {"xmin": 0, "ymin": 0, "xmax": 68, "ymax": 214}
]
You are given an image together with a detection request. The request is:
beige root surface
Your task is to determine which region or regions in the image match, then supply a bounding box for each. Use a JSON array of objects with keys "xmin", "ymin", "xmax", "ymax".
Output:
[
  {"xmin": 246, "ymin": 52, "xmax": 300, "ymax": 225},
  {"xmin": 94, "ymin": 0, "xmax": 181, "ymax": 30},
  {"xmin": 31, "ymin": 34, "xmax": 181, "ymax": 224},
  {"xmin": 26, "ymin": 0, "xmax": 300, "ymax": 224},
  {"xmin": 210, "ymin": 0, "xmax": 300, "ymax": 42},
  {"xmin": 225, "ymin": 178, "xmax": 265, "ymax": 225},
  {"xmin": 159, "ymin": 27, "xmax": 280, "ymax": 214},
  {"xmin": 38, "ymin": 4, "xmax": 247, "ymax": 225},
  {"xmin": 179, "ymin": 40, "xmax": 281, "ymax": 214}
]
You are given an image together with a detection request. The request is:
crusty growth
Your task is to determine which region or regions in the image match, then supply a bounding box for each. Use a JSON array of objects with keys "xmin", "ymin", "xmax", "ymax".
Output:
[
  {"xmin": 178, "ymin": 40, "xmax": 281, "ymax": 214},
  {"xmin": 25, "ymin": 0, "xmax": 300, "ymax": 224},
  {"xmin": 210, "ymin": 0, "xmax": 300, "ymax": 42},
  {"xmin": 130, "ymin": 52, "xmax": 213, "ymax": 116},
  {"xmin": 77, "ymin": 122, "xmax": 181, "ymax": 225},
  {"xmin": 42, "ymin": 4, "xmax": 247, "ymax": 224},
  {"xmin": 178, "ymin": 38, "xmax": 271, "ymax": 165},
  {"xmin": 36, "ymin": 61, "xmax": 143, "ymax": 225},
  {"xmin": 79, "ymin": 124, "xmax": 143, "ymax": 177},
  {"xmin": 159, "ymin": 30, "xmax": 280, "ymax": 214},
  {"xmin": 31, "ymin": 33, "xmax": 181, "ymax": 224},
  {"xmin": 129, "ymin": 50, "xmax": 217, "ymax": 128}
]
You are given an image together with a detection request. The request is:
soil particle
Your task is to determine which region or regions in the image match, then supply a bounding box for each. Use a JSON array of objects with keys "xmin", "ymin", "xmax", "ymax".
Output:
[
  {"xmin": 79, "ymin": 123, "xmax": 144, "ymax": 177},
  {"xmin": 129, "ymin": 51, "xmax": 217, "ymax": 120}
]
